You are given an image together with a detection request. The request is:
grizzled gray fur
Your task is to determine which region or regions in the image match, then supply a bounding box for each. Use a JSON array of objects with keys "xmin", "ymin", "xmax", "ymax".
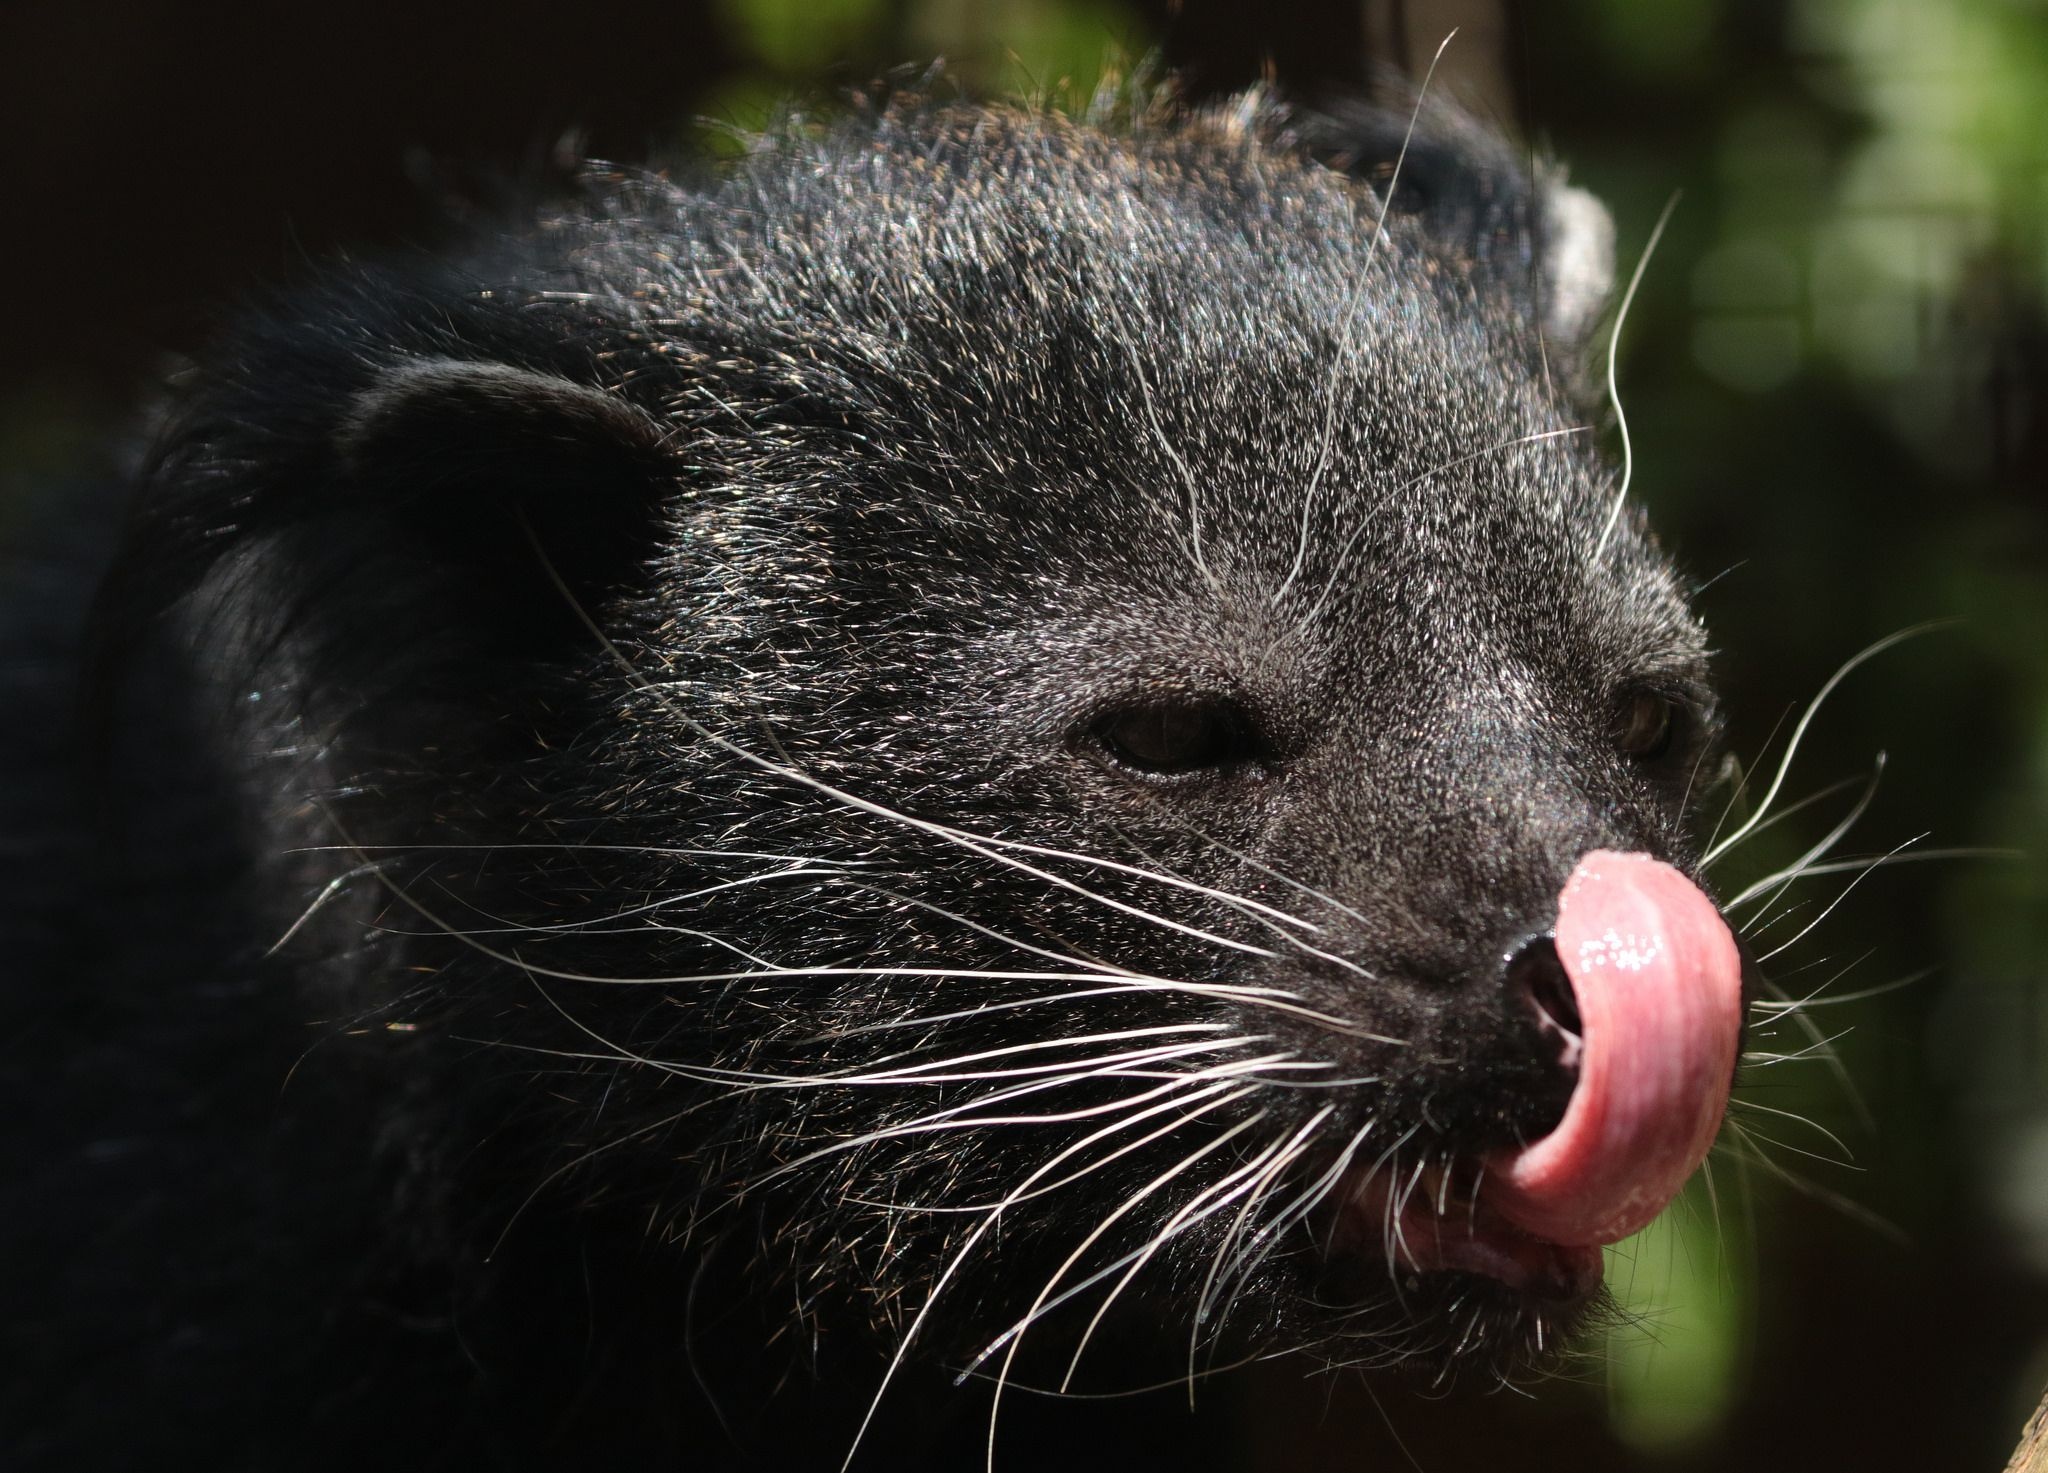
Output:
[{"xmin": 1, "ymin": 87, "xmax": 1720, "ymax": 1470}]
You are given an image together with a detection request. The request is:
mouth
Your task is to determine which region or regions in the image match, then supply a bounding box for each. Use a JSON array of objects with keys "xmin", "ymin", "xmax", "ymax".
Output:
[
  {"xmin": 1335, "ymin": 1161, "xmax": 1606, "ymax": 1307},
  {"xmin": 1329, "ymin": 851, "xmax": 1744, "ymax": 1320}
]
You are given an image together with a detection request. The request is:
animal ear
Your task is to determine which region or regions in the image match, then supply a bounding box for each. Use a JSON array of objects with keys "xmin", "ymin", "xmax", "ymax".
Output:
[
  {"xmin": 336, "ymin": 357, "xmax": 675, "ymax": 634},
  {"xmin": 1303, "ymin": 98, "xmax": 1615, "ymax": 355}
]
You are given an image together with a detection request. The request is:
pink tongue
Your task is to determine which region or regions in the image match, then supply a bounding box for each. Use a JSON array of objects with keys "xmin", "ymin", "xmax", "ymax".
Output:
[{"xmin": 1486, "ymin": 850, "xmax": 1743, "ymax": 1248}]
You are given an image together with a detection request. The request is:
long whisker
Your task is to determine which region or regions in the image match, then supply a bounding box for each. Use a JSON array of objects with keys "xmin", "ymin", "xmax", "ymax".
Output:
[
  {"xmin": 344, "ymin": 826, "xmax": 1332, "ymax": 1020},
  {"xmin": 1187, "ymin": 1106, "xmax": 1333, "ymax": 1379},
  {"xmin": 1754, "ymin": 836, "xmax": 1925, "ymax": 964},
  {"xmin": 1724, "ymin": 1096, "xmax": 1856, "ymax": 1164},
  {"xmin": 1590, "ymin": 191, "xmax": 1680, "ymax": 563},
  {"xmin": 1700, "ymin": 773, "xmax": 1866, "ymax": 866},
  {"xmin": 1744, "ymin": 846, "xmax": 2018, "ymax": 887},
  {"xmin": 1203, "ymin": 1116, "xmax": 1380, "ymax": 1319},
  {"xmin": 1704, "ymin": 624, "xmax": 1947, "ymax": 866},
  {"xmin": 1144, "ymin": 812, "xmax": 1374, "ymax": 928},
  {"xmin": 832, "ymin": 1077, "xmax": 1285, "ymax": 1214},
  {"xmin": 1112, "ymin": 302, "xmax": 1222, "ymax": 593},
  {"xmin": 1748, "ymin": 966, "xmax": 1934, "ymax": 1015},
  {"xmin": 442, "ymin": 903, "xmax": 1273, "ymax": 1102},
  {"xmin": 536, "ymin": 557, "xmax": 1302, "ymax": 957},
  {"xmin": 374, "ymin": 861, "xmax": 849, "ymax": 940},
  {"xmin": 840, "ymin": 1083, "xmax": 1263, "ymax": 1473},
  {"xmin": 1094, "ymin": 823, "xmax": 1377, "ymax": 978},
  {"xmin": 1743, "ymin": 1027, "xmax": 1856, "ymax": 1067},
  {"xmin": 1744, "ymin": 978, "xmax": 1872, "ymax": 1131},
  {"xmin": 844, "ymin": 852, "xmax": 1373, "ymax": 996},
  {"xmin": 1055, "ymin": 1126, "xmax": 1306, "ymax": 1394},
  {"xmin": 1727, "ymin": 756, "xmax": 1885, "ymax": 917},
  {"xmin": 1273, "ymin": 31, "xmax": 1456, "ymax": 606},
  {"xmin": 1710, "ymin": 1121, "xmax": 1907, "ymax": 1243},
  {"xmin": 288, "ymin": 839, "xmax": 878, "ymax": 865},
  {"xmin": 266, "ymin": 857, "xmax": 396, "ymax": 954},
  {"xmin": 979, "ymin": 1112, "xmax": 1277, "ymax": 1470}
]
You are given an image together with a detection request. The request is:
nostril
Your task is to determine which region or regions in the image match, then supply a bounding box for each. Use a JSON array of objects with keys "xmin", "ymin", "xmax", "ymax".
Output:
[{"xmin": 1505, "ymin": 934, "xmax": 1584, "ymax": 1075}]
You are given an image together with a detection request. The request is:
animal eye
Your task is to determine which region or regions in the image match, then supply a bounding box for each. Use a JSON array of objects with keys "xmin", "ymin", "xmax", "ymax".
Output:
[
  {"xmin": 1615, "ymin": 689, "xmax": 1682, "ymax": 762},
  {"xmin": 1095, "ymin": 699, "xmax": 1263, "ymax": 777}
]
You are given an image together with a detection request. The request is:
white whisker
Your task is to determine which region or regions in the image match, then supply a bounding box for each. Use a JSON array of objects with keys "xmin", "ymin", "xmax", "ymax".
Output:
[
  {"xmin": 841, "ymin": 1084, "xmax": 1263, "ymax": 1473},
  {"xmin": 1755, "ymin": 836, "xmax": 1925, "ymax": 963},
  {"xmin": 1188, "ymin": 1106, "xmax": 1333, "ymax": 1376},
  {"xmin": 1727, "ymin": 756, "xmax": 1885, "ymax": 916},
  {"xmin": 1704, "ymin": 624, "xmax": 1946, "ymax": 866},
  {"xmin": 1273, "ymin": 30, "xmax": 1456, "ymax": 606},
  {"xmin": 1590, "ymin": 191, "xmax": 1680, "ymax": 564},
  {"xmin": 978, "ymin": 1110, "xmax": 1276, "ymax": 1470},
  {"xmin": 1724, "ymin": 1096, "xmax": 1856, "ymax": 1164},
  {"xmin": 1748, "ymin": 966, "xmax": 1934, "ymax": 1014}
]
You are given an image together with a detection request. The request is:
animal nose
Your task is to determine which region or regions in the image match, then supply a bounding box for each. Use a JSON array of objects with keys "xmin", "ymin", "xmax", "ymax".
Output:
[
  {"xmin": 1503, "ymin": 932, "xmax": 1583, "ymax": 1135},
  {"xmin": 1505, "ymin": 934, "xmax": 1584, "ymax": 1062}
]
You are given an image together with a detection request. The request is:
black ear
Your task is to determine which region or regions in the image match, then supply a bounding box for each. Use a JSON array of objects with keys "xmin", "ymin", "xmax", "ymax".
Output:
[
  {"xmin": 336, "ymin": 357, "xmax": 676, "ymax": 635},
  {"xmin": 1305, "ymin": 98, "xmax": 1615, "ymax": 353}
]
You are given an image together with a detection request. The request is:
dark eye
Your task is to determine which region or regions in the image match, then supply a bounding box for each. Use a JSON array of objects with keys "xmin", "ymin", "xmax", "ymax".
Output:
[
  {"xmin": 1615, "ymin": 689, "xmax": 1683, "ymax": 762},
  {"xmin": 1094, "ymin": 699, "xmax": 1264, "ymax": 778}
]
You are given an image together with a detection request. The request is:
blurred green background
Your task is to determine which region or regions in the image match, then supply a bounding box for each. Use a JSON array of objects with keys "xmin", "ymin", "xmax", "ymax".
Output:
[{"xmin": 3, "ymin": 1, "xmax": 2043, "ymax": 1467}]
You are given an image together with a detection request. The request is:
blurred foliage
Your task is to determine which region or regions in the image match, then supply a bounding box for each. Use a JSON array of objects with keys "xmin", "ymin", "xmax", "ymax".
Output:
[
  {"xmin": 1604, "ymin": 1181, "xmax": 1746, "ymax": 1450},
  {"xmin": 699, "ymin": 0, "xmax": 1145, "ymax": 139}
]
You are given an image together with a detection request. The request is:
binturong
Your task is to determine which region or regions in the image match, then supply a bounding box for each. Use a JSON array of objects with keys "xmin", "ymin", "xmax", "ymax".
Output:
[{"xmin": 2, "ymin": 82, "xmax": 1752, "ymax": 1470}]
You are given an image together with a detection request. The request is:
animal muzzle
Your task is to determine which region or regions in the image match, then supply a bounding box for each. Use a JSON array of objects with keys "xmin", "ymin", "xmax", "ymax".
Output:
[{"xmin": 1486, "ymin": 849, "xmax": 1745, "ymax": 1247}]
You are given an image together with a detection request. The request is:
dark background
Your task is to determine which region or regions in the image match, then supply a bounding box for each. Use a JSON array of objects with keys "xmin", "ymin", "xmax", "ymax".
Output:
[{"xmin": 4, "ymin": 1, "xmax": 2045, "ymax": 1468}]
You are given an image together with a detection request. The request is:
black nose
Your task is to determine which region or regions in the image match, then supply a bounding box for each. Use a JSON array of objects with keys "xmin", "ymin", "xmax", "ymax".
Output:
[{"xmin": 1503, "ymin": 933, "xmax": 1583, "ymax": 1135}]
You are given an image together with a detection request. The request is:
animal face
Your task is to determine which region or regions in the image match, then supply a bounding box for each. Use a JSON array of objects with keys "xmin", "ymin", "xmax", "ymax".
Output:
[{"xmin": 90, "ymin": 90, "xmax": 1747, "ymax": 1456}]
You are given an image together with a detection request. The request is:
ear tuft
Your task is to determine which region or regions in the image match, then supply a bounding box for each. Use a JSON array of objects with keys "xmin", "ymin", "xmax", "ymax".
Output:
[{"xmin": 1538, "ymin": 179, "xmax": 1616, "ymax": 351}]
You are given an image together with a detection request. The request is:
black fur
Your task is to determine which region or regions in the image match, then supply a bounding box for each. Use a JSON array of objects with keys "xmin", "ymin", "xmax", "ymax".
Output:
[{"xmin": 3, "ymin": 89, "xmax": 1719, "ymax": 1469}]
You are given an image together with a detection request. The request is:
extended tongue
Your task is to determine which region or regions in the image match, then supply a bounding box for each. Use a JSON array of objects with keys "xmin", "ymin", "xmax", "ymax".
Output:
[{"xmin": 1485, "ymin": 850, "xmax": 1743, "ymax": 1248}]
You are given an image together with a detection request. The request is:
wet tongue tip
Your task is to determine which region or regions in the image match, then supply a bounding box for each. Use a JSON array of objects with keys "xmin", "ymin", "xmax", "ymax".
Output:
[{"xmin": 1487, "ymin": 850, "xmax": 1744, "ymax": 1248}]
